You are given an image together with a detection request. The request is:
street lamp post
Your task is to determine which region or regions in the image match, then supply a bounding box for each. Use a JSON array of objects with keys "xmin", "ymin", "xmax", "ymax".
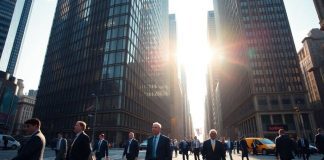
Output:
[{"xmin": 91, "ymin": 93, "xmax": 99, "ymax": 145}]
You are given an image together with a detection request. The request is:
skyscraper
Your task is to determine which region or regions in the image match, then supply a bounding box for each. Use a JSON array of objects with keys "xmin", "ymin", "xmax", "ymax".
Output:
[
  {"xmin": 213, "ymin": 0, "xmax": 316, "ymax": 139},
  {"xmin": 0, "ymin": 0, "xmax": 16, "ymax": 58},
  {"xmin": 6, "ymin": 0, "xmax": 33, "ymax": 75},
  {"xmin": 35, "ymin": 0, "xmax": 171, "ymax": 143},
  {"xmin": 298, "ymin": 29, "xmax": 324, "ymax": 128},
  {"xmin": 313, "ymin": 0, "xmax": 324, "ymax": 30}
]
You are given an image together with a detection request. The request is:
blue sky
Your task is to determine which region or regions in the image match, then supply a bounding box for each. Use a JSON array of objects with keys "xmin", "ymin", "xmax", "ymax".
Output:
[{"xmin": 6, "ymin": 0, "xmax": 320, "ymax": 134}]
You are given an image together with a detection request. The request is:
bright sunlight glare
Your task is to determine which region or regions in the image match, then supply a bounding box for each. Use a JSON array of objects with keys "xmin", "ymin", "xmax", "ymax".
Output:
[{"xmin": 170, "ymin": 0, "xmax": 214, "ymax": 139}]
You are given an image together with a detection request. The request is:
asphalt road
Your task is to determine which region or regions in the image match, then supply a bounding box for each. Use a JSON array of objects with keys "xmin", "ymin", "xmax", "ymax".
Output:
[{"xmin": 0, "ymin": 148, "xmax": 323, "ymax": 160}]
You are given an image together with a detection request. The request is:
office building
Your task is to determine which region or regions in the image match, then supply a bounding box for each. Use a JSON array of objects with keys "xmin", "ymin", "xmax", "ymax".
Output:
[
  {"xmin": 6, "ymin": 0, "xmax": 33, "ymax": 75},
  {"xmin": 298, "ymin": 28, "xmax": 324, "ymax": 128},
  {"xmin": 213, "ymin": 0, "xmax": 316, "ymax": 140},
  {"xmin": 35, "ymin": 0, "xmax": 171, "ymax": 144},
  {"xmin": 313, "ymin": 0, "xmax": 324, "ymax": 30},
  {"xmin": 0, "ymin": 0, "xmax": 16, "ymax": 58}
]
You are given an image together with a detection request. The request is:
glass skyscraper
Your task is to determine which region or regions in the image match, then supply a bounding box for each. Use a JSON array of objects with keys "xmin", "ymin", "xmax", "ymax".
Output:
[
  {"xmin": 0, "ymin": 0, "xmax": 16, "ymax": 58},
  {"xmin": 6, "ymin": 0, "xmax": 33, "ymax": 75},
  {"xmin": 35, "ymin": 0, "xmax": 171, "ymax": 143},
  {"xmin": 213, "ymin": 0, "xmax": 316, "ymax": 140}
]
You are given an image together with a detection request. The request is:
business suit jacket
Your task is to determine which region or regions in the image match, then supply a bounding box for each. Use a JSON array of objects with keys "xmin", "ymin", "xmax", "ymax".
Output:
[
  {"xmin": 68, "ymin": 132, "xmax": 91, "ymax": 160},
  {"xmin": 55, "ymin": 138, "xmax": 68, "ymax": 160},
  {"xmin": 297, "ymin": 138, "xmax": 309, "ymax": 150},
  {"xmin": 123, "ymin": 139, "xmax": 139, "ymax": 160},
  {"xmin": 315, "ymin": 134, "xmax": 324, "ymax": 154},
  {"xmin": 145, "ymin": 134, "xmax": 172, "ymax": 160},
  {"xmin": 201, "ymin": 139, "xmax": 225, "ymax": 160},
  {"xmin": 275, "ymin": 135, "xmax": 295, "ymax": 160},
  {"xmin": 179, "ymin": 140, "xmax": 190, "ymax": 154},
  {"xmin": 12, "ymin": 130, "xmax": 46, "ymax": 160},
  {"xmin": 93, "ymin": 139, "xmax": 109, "ymax": 159}
]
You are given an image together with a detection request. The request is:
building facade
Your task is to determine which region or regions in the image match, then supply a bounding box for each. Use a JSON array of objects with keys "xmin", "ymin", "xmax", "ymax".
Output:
[
  {"xmin": 313, "ymin": 0, "xmax": 324, "ymax": 30},
  {"xmin": 0, "ymin": 0, "xmax": 16, "ymax": 58},
  {"xmin": 298, "ymin": 28, "xmax": 324, "ymax": 128},
  {"xmin": 6, "ymin": 0, "xmax": 33, "ymax": 75},
  {"xmin": 213, "ymin": 0, "xmax": 316, "ymax": 140},
  {"xmin": 35, "ymin": 0, "xmax": 171, "ymax": 144},
  {"xmin": 0, "ymin": 71, "xmax": 19, "ymax": 134}
]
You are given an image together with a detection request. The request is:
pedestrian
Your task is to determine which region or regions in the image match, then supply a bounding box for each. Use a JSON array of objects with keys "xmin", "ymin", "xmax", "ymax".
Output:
[
  {"xmin": 240, "ymin": 136, "xmax": 249, "ymax": 160},
  {"xmin": 54, "ymin": 132, "xmax": 68, "ymax": 160},
  {"xmin": 192, "ymin": 136, "xmax": 201, "ymax": 160},
  {"xmin": 122, "ymin": 132, "xmax": 139, "ymax": 160},
  {"xmin": 68, "ymin": 121, "xmax": 91, "ymax": 160},
  {"xmin": 92, "ymin": 133, "xmax": 109, "ymax": 160},
  {"xmin": 236, "ymin": 139, "xmax": 240, "ymax": 154},
  {"xmin": 145, "ymin": 122, "xmax": 172, "ymax": 160},
  {"xmin": 297, "ymin": 136, "xmax": 310, "ymax": 160},
  {"xmin": 179, "ymin": 138, "xmax": 190, "ymax": 160},
  {"xmin": 220, "ymin": 137, "xmax": 227, "ymax": 160},
  {"xmin": 12, "ymin": 118, "xmax": 46, "ymax": 160},
  {"xmin": 201, "ymin": 129, "xmax": 225, "ymax": 160},
  {"xmin": 275, "ymin": 129, "xmax": 295, "ymax": 160},
  {"xmin": 233, "ymin": 140, "xmax": 236, "ymax": 154},
  {"xmin": 252, "ymin": 140, "xmax": 257, "ymax": 155},
  {"xmin": 3, "ymin": 136, "xmax": 8, "ymax": 150},
  {"xmin": 173, "ymin": 139, "xmax": 179, "ymax": 158},
  {"xmin": 226, "ymin": 137, "xmax": 234, "ymax": 160},
  {"xmin": 315, "ymin": 128, "xmax": 324, "ymax": 160}
]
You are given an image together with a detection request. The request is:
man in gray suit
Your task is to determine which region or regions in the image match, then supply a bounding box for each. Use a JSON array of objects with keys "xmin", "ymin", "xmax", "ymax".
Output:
[
  {"xmin": 12, "ymin": 118, "xmax": 46, "ymax": 160},
  {"xmin": 55, "ymin": 132, "xmax": 67, "ymax": 160}
]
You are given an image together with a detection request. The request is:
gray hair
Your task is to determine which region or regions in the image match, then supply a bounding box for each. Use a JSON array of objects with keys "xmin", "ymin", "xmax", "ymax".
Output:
[
  {"xmin": 153, "ymin": 122, "xmax": 162, "ymax": 128},
  {"xmin": 209, "ymin": 129, "xmax": 217, "ymax": 135}
]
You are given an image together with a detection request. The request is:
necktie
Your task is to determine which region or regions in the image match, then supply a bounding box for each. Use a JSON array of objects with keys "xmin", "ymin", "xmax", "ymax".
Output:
[
  {"xmin": 152, "ymin": 136, "xmax": 157, "ymax": 158},
  {"xmin": 212, "ymin": 141, "xmax": 215, "ymax": 151},
  {"xmin": 127, "ymin": 140, "xmax": 132, "ymax": 153},
  {"xmin": 98, "ymin": 140, "xmax": 102, "ymax": 151}
]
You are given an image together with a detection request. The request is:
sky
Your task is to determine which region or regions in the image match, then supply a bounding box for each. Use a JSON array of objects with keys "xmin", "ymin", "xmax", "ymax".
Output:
[{"xmin": 5, "ymin": 0, "xmax": 320, "ymax": 136}]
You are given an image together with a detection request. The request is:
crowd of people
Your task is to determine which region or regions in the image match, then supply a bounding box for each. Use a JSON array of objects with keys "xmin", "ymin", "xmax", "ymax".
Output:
[{"xmin": 8, "ymin": 118, "xmax": 324, "ymax": 160}]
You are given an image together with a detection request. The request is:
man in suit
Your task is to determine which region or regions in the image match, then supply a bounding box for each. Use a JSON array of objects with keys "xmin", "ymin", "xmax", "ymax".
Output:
[
  {"xmin": 92, "ymin": 133, "xmax": 109, "ymax": 160},
  {"xmin": 201, "ymin": 129, "xmax": 225, "ymax": 160},
  {"xmin": 68, "ymin": 121, "xmax": 91, "ymax": 160},
  {"xmin": 179, "ymin": 138, "xmax": 190, "ymax": 160},
  {"xmin": 123, "ymin": 132, "xmax": 139, "ymax": 160},
  {"xmin": 145, "ymin": 122, "xmax": 172, "ymax": 160},
  {"xmin": 12, "ymin": 118, "xmax": 46, "ymax": 160},
  {"xmin": 297, "ymin": 136, "xmax": 310, "ymax": 160},
  {"xmin": 55, "ymin": 132, "xmax": 68, "ymax": 160},
  {"xmin": 240, "ymin": 136, "xmax": 249, "ymax": 160},
  {"xmin": 226, "ymin": 137, "xmax": 234, "ymax": 160},
  {"xmin": 315, "ymin": 128, "xmax": 324, "ymax": 160},
  {"xmin": 275, "ymin": 129, "xmax": 295, "ymax": 160},
  {"xmin": 192, "ymin": 136, "xmax": 201, "ymax": 160}
]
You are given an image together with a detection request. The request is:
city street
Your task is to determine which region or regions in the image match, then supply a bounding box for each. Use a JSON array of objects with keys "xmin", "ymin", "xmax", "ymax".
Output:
[{"xmin": 0, "ymin": 148, "xmax": 323, "ymax": 160}]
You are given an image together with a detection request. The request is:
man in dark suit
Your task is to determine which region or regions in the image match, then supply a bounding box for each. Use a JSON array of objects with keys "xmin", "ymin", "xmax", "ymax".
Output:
[
  {"xmin": 297, "ymin": 136, "xmax": 310, "ymax": 160},
  {"xmin": 315, "ymin": 128, "xmax": 324, "ymax": 160},
  {"xmin": 12, "ymin": 118, "xmax": 46, "ymax": 160},
  {"xmin": 55, "ymin": 132, "xmax": 68, "ymax": 160},
  {"xmin": 240, "ymin": 136, "xmax": 249, "ymax": 160},
  {"xmin": 93, "ymin": 133, "xmax": 109, "ymax": 160},
  {"xmin": 179, "ymin": 138, "xmax": 190, "ymax": 160},
  {"xmin": 68, "ymin": 121, "xmax": 91, "ymax": 160},
  {"xmin": 275, "ymin": 129, "xmax": 295, "ymax": 160},
  {"xmin": 145, "ymin": 122, "xmax": 172, "ymax": 160},
  {"xmin": 201, "ymin": 129, "xmax": 225, "ymax": 160},
  {"xmin": 123, "ymin": 132, "xmax": 139, "ymax": 160}
]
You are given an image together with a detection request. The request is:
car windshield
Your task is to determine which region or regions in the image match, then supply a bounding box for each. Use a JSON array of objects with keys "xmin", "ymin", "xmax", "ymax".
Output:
[{"xmin": 260, "ymin": 139, "xmax": 274, "ymax": 144}]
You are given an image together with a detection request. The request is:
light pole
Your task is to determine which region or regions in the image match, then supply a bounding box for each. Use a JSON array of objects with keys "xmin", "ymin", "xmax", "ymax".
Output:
[{"xmin": 91, "ymin": 93, "xmax": 99, "ymax": 145}]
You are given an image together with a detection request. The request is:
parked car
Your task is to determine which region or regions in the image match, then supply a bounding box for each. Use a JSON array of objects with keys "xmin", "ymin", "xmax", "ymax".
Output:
[
  {"xmin": 309, "ymin": 144, "xmax": 318, "ymax": 154},
  {"xmin": 0, "ymin": 134, "xmax": 21, "ymax": 150},
  {"xmin": 139, "ymin": 139, "xmax": 148, "ymax": 150}
]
